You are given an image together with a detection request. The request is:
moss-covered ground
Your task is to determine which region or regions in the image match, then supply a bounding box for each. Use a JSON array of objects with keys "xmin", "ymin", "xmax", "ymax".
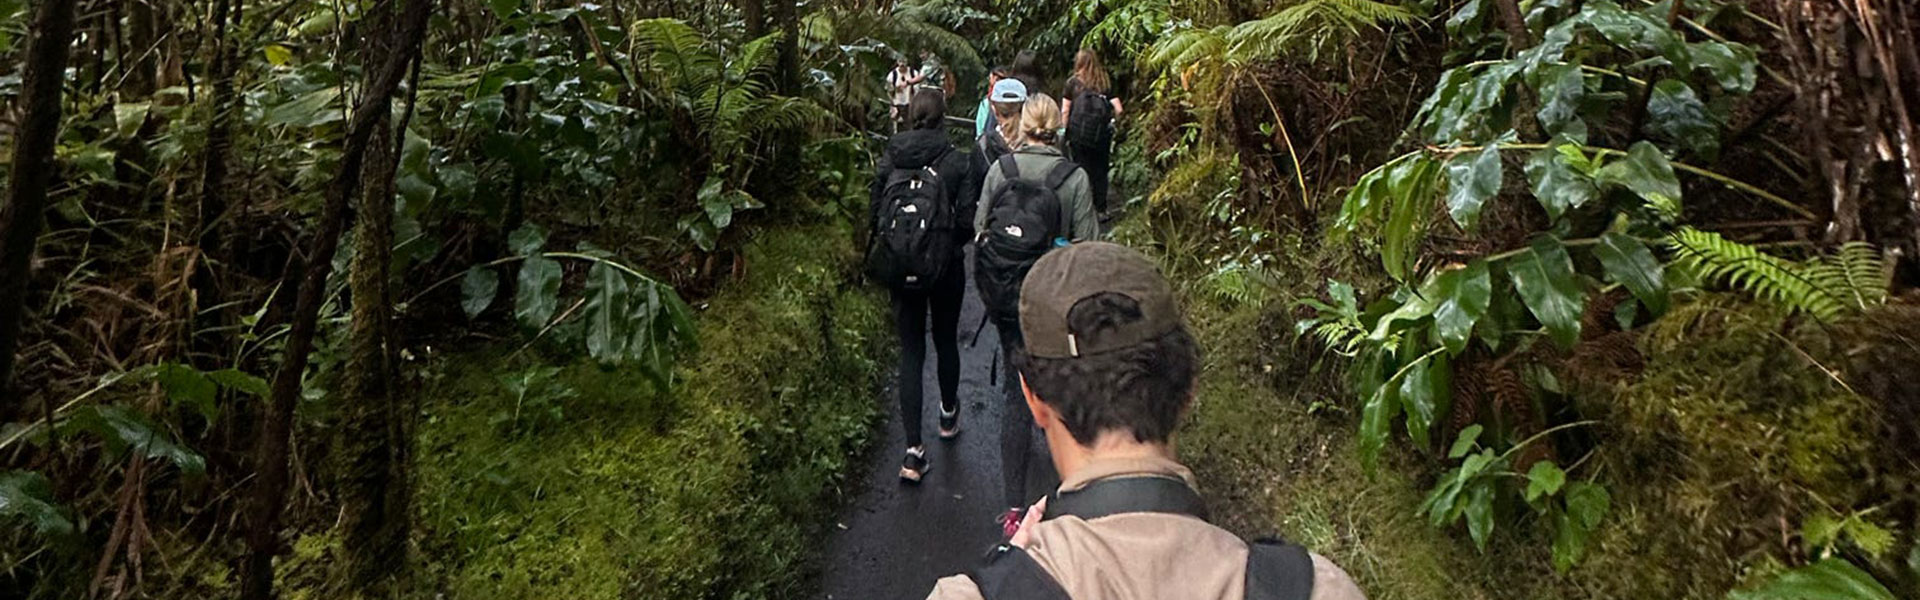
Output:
[{"xmin": 399, "ymin": 221, "xmax": 890, "ymax": 598}]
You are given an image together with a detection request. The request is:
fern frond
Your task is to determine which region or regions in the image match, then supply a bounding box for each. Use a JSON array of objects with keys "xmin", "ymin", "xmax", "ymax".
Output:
[
  {"xmin": 630, "ymin": 18, "xmax": 719, "ymax": 93},
  {"xmin": 1664, "ymin": 228, "xmax": 1889, "ymax": 322}
]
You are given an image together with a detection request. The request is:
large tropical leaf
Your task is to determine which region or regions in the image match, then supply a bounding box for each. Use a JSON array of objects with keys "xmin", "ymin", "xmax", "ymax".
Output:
[{"xmin": 1506, "ymin": 236, "xmax": 1587, "ymax": 348}]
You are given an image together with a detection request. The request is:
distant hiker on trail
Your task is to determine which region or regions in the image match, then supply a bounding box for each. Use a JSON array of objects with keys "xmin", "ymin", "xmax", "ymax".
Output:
[
  {"xmin": 977, "ymin": 66, "xmax": 1014, "ymax": 138},
  {"xmin": 921, "ymin": 50, "xmax": 956, "ymax": 99},
  {"xmin": 972, "ymin": 77, "xmax": 1027, "ymax": 186},
  {"xmin": 1063, "ymin": 49, "xmax": 1124, "ymax": 215},
  {"xmin": 927, "ymin": 242, "xmax": 1369, "ymax": 600},
  {"xmin": 1011, "ymin": 50, "xmax": 1045, "ymax": 98},
  {"xmin": 972, "ymin": 93, "xmax": 1098, "ymax": 536},
  {"xmin": 868, "ymin": 90, "xmax": 979, "ymax": 483},
  {"xmin": 889, "ymin": 57, "xmax": 925, "ymax": 132}
]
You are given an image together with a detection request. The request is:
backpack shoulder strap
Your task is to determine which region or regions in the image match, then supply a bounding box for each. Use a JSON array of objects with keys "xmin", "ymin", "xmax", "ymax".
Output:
[
  {"xmin": 1245, "ymin": 538, "xmax": 1316, "ymax": 600},
  {"xmin": 969, "ymin": 545, "xmax": 1072, "ymax": 600},
  {"xmin": 1043, "ymin": 159, "xmax": 1081, "ymax": 191},
  {"xmin": 997, "ymin": 153, "xmax": 1022, "ymax": 181},
  {"xmin": 1042, "ymin": 475, "xmax": 1209, "ymax": 523}
]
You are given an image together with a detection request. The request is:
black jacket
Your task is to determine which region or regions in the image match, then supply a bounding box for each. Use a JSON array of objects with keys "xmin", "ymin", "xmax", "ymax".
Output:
[{"xmin": 870, "ymin": 128, "xmax": 980, "ymax": 244}]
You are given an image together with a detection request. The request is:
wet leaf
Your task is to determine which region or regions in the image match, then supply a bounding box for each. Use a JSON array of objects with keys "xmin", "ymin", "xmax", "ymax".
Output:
[
  {"xmin": 1727, "ymin": 559, "xmax": 1895, "ymax": 600},
  {"xmin": 514, "ymin": 256, "xmax": 563, "ymax": 328},
  {"xmin": 1565, "ymin": 481, "xmax": 1610, "ymax": 529},
  {"xmin": 1645, "ymin": 79, "xmax": 1718, "ymax": 159},
  {"xmin": 1449, "ymin": 424, "xmax": 1483, "ymax": 459},
  {"xmin": 1525, "ymin": 147, "xmax": 1598, "ymax": 221},
  {"xmin": 0, "ymin": 471, "xmax": 72, "ymax": 538},
  {"xmin": 1445, "ymin": 143, "xmax": 1503, "ymax": 230},
  {"xmin": 1432, "ymin": 261, "xmax": 1491, "ymax": 355},
  {"xmin": 583, "ymin": 262, "xmax": 630, "ymax": 362},
  {"xmin": 462, "ymin": 267, "xmax": 499, "ymax": 318},
  {"xmin": 1595, "ymin": 142, "xmax": 1682, "ymax": 212},
  {"xmin": 1507, "ymin": 236, "xmax": 1587, "ymax": 348},
  {"xmin": 1525, "ymin": 460, "xmax": 1566, "ymax": 502},
  {"xmin": 1687, "ymin": 41, "xmax": 1757, "ymax": 94},
  {"xmin": 1594, "ymin": 232, "xmax": 1669, "ymax": 314},
  {"xmin": 508, "ymin": 224, "xmax": 547, "ymax": 256},
  {"xmin": 68, "ymin": 406, "xmax": 206, "ymax": 475},
  {"xmin": 1466, "ymin": 483, "xmax": 1494, "ymax": 550}
]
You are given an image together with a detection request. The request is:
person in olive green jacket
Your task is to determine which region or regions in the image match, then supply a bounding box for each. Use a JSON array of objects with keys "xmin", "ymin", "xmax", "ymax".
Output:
[
  {"xmin": 974, "ymin": 93, "xmax": 1100, "ymax": 245},
  {"xmin": 972, "ymin": 92, "xmax": 1101, "ymax": 536}
]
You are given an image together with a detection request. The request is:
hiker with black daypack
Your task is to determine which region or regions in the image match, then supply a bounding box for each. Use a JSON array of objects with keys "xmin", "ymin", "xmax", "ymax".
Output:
[
  {"xmin": 972, "ymin": 93, "xmax": 1098, "ymax": 536},
  {"xmin": 869, "ymin": 90, "xmax": 979, "ymax": 483},
  {"xmin": 971, "ymin": 77, "xmax": 1026, "ymax": 188},
  {"xmin": 1062, "ymin": 49, "xmax": 1123, "ymax": 215},
  {"xmin": 927, "ymin": 242, "xmax": 1369, "ymax": 600}
]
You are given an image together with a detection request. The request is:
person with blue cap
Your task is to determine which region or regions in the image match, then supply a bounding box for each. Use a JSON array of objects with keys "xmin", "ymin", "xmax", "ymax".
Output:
[{"xmin": 973, "ymin": 76, "xmax": 1029, "ymax": 181}]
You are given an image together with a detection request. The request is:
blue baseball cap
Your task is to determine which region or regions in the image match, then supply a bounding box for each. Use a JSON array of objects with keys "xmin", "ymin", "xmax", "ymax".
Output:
[{"xmin": 991, "ymin": 78, "xmax": 1028, "ymax": 103}]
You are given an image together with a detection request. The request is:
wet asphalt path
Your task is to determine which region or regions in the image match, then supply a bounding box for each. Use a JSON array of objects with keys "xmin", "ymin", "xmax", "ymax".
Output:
[{"xmin": 821, "ymin": 253, "xmax": 1060, "ymax": 600}]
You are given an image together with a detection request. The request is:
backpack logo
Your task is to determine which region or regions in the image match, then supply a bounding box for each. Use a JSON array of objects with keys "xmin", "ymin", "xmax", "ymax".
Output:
[
  {"xmin": 902, "ymin": 205, "xmax": 919, "ymax": 214},
  {"xmin": 1003, "ymin": 225, "xmax": 1023, "ymax": 237}
]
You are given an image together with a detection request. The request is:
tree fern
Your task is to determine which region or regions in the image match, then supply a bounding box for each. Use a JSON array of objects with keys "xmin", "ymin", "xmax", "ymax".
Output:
[{"xmin": 1666, "ymin": 228, "xmax": 1888, "ymax": 322}]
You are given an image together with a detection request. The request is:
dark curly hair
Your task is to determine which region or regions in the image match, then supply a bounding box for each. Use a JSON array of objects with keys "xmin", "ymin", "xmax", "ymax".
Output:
[
  {"xmin": 1013, "ymin": 292, "xmax": 1201, "ymax": 446},
  {"xmin": 909, "ymin": 88, "xmax": 946, "ymax": 131}
]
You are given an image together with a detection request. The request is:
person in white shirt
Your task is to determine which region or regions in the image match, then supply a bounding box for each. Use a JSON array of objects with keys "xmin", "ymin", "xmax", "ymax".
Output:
[{"xmin": 887, "ymin": 57, "xmax": 924, "ymax": 132}]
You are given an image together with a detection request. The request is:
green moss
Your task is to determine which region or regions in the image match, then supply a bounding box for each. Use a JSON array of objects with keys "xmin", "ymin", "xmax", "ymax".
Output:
[
  {"xmin": 1174, "ymin": 284, "xmax": 1484, "ymax": 600},
  {"xmin": 404, "ymin": 221, "xmax": 889, "ymax": 598}
]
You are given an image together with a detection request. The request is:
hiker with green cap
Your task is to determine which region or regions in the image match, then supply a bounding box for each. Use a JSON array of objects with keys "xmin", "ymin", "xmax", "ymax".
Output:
[{"xmin": 928, "ymin": 242, "xmax": 1368, "ymax": 600}]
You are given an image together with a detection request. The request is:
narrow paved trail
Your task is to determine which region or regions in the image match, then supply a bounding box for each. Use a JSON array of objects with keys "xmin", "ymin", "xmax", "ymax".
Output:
[{"xmin": 820, "ymin": 254, "xmax": 1060, "ymax": 599}]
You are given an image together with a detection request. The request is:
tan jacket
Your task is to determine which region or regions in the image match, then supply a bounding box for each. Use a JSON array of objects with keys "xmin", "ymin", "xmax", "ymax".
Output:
[{"xmin": 926, "ymin": 456, "xmax": 1366, "ymax": 600}]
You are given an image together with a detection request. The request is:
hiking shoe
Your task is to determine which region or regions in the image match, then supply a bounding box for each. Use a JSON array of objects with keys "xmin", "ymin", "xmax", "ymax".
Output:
[
  {"xmin": 899, "ymin": 447, "xmax": 929, "ymax": 484},
  {"xmin": 998, "ymin": 507, "xmax": 1026, "ymax": 539},
  {"xmin": 938, "ymin": 405, "xmax": 961, "ymax": 440}
]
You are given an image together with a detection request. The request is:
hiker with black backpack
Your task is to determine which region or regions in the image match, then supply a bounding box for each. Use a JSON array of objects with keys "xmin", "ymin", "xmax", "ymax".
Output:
[
  {"xmin": 972, "ymin": 93, "xmax": 1098, "ymax": 537},
  {"xmin": 971, "ymin": 77, "xmax": 1026, "ymax": 187},
  {"xmin": 868, "ymin": 90, "xmax": 979, "ymax": 483},
  {"xmin": 927, "ymin": 242, "xmax": 1368, "ymax": 600},
  {"xmin": 1062, "ymin": 49, "xmax": 1123, "ymax": 215}
]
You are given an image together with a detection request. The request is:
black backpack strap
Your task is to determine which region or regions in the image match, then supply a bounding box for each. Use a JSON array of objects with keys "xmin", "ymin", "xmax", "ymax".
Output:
[
  {"xmin": 1043, "ymin": 159, "xmax": 1080, "ymax": 190},
  {"xmin": 970, "ymin": 544, "xmax": 1072, "ymax": 600},
  {"xmin": 997, "ymin": 153, "xmax": 1022, "ymax": 181},
  {"xmin": 1245, "ymin": 539, "xmax": 1316, "ymax": 600},
  {"xmin": 1042, "ymin": 475, "xmax": 1209, "ymax": 523}
]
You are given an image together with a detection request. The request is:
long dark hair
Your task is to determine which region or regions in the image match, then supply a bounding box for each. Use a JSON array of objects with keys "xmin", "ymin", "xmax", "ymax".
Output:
[
  {"xmin": 1011, "ymin": 50, "xmax": 1043, "ymax": 91},
  {"xmin": 908, "ymin": 88, "xmax": 947, "ymax": 131}
]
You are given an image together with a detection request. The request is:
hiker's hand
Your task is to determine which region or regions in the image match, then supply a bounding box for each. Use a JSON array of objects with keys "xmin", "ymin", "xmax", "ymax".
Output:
[{"xmin": 1009, "ymin": 497, "xmax": 1047, "ymax": 548}]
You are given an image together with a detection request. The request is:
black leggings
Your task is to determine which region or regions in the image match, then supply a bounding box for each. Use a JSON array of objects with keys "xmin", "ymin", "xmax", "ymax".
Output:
[
  {"xmin": 1070, "ymin": 140, "xmax": 1112, "ymax": 213},
  {"xmin": 891, "ymin": 267, "xmax": 964, "ymax": 448},
  {"xmin": 997, "ymin": 321, "xmax": 1034, "ymax": 508}
]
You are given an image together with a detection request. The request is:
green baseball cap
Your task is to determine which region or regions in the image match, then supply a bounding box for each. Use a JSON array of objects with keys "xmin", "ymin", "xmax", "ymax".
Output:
[{"xmin": 1018, "ymin": 242, "xmax": 1182, "ymax": 359}]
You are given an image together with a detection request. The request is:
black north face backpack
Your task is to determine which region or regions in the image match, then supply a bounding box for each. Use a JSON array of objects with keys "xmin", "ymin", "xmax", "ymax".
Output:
[
  {"xmin": 975, "ymin": 154, "xmax": 1077, "ymax": 323},
  {"xmin": 969, "ymin": 476, "xmax": 1316, "ymax": 600},
  {"xmin": 1067, "ymin": 88, "xmax": 1114, "ymax": 151},
  {"xmin": 867, "ymin": 153, "xmax": 957, "ymax": 290}
]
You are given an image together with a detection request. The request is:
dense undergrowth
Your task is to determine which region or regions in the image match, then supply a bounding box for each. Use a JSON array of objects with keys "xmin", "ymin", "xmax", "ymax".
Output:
[
  {"xmin": 1123, "ymin": 184, "xmax": 1919, "ymax": 599},
  {"xmin": 283, "ymin": 222, "xmax": 889, "ymax": 598}
]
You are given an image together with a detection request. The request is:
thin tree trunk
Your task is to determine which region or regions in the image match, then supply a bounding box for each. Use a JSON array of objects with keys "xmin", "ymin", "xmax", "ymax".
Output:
[
  {"xmin": 237, "ymin": 0, "xmax": 433, "ymax": 597},
  {"xmin": 0, "ymin": 0, "xmax": 80, "ymax": 407},
  {"xmin": 739, "ymin": 0, "xmax": 764, "ymax": 37},
  {"xmin": 337, "ymin": 0, "xmax": 412, "ymax": 590}
]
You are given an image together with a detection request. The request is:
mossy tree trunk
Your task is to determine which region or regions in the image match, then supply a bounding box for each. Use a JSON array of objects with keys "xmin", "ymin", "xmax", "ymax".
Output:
[
  {"xmin": 337, "ymin": 0, "xmax": 416, "ymax": 592},
  {"xmin": 238, "ymin": 0, "xmax": 433, "ymax": 596},
  {"xmin": 0, "ymin": 0, "xmax": 79, "ymax": 410}
]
